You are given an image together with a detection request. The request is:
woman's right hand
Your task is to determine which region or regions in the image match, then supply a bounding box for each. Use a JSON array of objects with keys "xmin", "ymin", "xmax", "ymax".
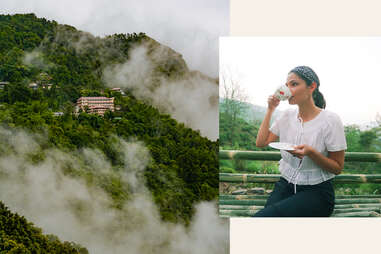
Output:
[{"xmin": 268, "ymin": 95, "xmax": 280, "ymax": 111}]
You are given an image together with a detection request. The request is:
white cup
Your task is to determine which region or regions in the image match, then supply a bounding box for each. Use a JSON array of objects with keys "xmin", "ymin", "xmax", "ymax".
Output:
[{"xmin": 274, "ymin": 85, "xmax": 292, "ymax": 101}]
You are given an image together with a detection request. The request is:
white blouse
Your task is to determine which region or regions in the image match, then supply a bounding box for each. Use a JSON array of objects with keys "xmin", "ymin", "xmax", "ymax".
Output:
[{"xmin": 270, "ymin": 108, "xmax": 347, "ymax": 185}]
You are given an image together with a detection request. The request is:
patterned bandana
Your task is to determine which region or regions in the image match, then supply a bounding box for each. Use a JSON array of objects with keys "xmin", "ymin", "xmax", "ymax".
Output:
[{"xmin": 289, "ymin": 66, "xmax": 320, "ymax": 88}]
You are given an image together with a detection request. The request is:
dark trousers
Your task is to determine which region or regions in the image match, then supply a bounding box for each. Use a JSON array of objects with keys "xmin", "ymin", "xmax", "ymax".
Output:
[{"xmin": 253, "ymin": 177, "xmax": 335, "ymax": 217}]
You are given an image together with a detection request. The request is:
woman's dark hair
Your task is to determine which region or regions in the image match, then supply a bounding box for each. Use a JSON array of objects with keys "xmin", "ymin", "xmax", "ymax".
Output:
[{"xmin": 289, "ymin": 66, "xmax": 326, "ymax": 109}]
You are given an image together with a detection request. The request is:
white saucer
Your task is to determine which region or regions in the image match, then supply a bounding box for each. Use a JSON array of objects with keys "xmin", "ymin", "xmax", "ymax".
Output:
[{"xmin": 269, "ymin": 142, "xmax": 296, "ymax": 151}]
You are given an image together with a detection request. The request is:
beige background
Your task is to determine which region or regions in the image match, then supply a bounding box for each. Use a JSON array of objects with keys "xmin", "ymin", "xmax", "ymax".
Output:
[
  {"xmin": 231, "ymin": 0, "xmax": 381, "ymax": 35},
  {"xmin": 231, "ymin": 218, "xmax": 381, "ymax": 254},
  {"xmin": 229, "ymin": 0, "xmax": 381, "ymax": 253}
]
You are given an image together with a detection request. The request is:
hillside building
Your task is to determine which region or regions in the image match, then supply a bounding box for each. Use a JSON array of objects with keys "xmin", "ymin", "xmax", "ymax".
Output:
[
  {"xmin": 111, "ymin": 87, "xmax": 126, "ymax": 96},
  {"xmin": 41, "ymin": 83, "xmax": 53, "ymax": 89},
  {"xmin": 30, "ymin": 83, "xmax": 54, "ymax": 89},
  {"xmin": 29, "ymin": 83, "xmax": 38, "ymax": 90},
  {"xmin": 0, "ymin": 82, "xmax": 9, "ymax": 89},
  {"xmin": 53, "ymin": 112, "xmax": 64, "ymax": 117},
  {"xmin": 76, "ymin": 97, "xmax": 115, "ymax": 116}
]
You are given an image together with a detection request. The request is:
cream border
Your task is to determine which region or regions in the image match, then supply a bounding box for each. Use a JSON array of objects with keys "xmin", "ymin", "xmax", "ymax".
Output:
[{"xmin": 231, "ymin": 0, "xmax": 381, "ymax": 35}]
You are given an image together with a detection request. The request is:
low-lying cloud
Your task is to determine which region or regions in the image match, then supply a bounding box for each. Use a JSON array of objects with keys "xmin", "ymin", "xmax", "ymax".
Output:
[
  {"xmin": 103, "ymin": 45, "xmax": 219, "ymax": 141},
  {"xmin": 23, "ymin": 49, "xmax": 55, "ymax": 71},
  {"xmin": 0, "ymin": 127, "xmax": 228, "ymax": 253}
]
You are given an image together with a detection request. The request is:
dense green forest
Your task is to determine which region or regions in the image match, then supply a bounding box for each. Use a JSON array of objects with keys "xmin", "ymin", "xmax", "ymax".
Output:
[
  {"xmin": 220, "ymin": 98, "xmax": 381, "ymax": 194},
  {"xmin": 0, "ymin": 201, "xmax": 88, "ymax": 253},
  {"xmin": 0, "ymin": 13, "xmax": 218, "ymax": 248}
]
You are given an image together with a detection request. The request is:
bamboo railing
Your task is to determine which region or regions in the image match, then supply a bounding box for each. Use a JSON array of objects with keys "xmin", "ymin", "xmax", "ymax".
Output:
[
  {"xmin": 220, "ymin": 173, "xmax": 381, "ymax": 183},
  {"xmin": 219, "ymin": 150, "xmax": 381, "ymax": 162},
  {"xmin": 219, "ymin": 150, "xmax": 381, "ymax": 217}
]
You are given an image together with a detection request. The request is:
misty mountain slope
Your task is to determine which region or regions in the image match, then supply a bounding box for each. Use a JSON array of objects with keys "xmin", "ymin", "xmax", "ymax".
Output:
[
  {"xmin": 219, "ymin": 98, "xmax": 281, "ymax": 123},
  {"xmin": 0, "ymin": 13, "xmax": 218, "ymax": 140},
  {"xmin": 0, "ymin": 126, "xmax": 225, "ymax": 254},
  {"xmin": 0, "ymin": 13, "xmax": 226, "ymax": 252},
  {"xmin": 0, "ymin": 13, "xmax": 186, "ymax": 86},
  {"xmin": 0, "ymin": 201, "xmax": 87, "ymax": 253}
]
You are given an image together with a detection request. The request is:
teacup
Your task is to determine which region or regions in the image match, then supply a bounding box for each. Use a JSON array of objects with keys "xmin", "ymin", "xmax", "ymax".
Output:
[{"xmin": 274, "ymin": 85, "xmax": 292, "ymax": 101}]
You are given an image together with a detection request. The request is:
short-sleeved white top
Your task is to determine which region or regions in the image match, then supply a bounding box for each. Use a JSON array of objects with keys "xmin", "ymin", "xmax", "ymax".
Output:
[{"xmin": 269, "ymin": 108, "xmax": 347, "ymax": 185}]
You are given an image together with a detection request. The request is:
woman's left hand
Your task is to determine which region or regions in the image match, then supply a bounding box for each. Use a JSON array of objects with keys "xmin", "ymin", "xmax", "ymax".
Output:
[{"xmin": 288, "ymin": 144, "xmax": 314, "ymax": 159}]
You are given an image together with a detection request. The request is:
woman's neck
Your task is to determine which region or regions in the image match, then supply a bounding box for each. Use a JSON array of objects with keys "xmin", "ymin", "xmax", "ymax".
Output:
[{"xmin": 297, "ymin": 101, "xmax": 322, "ymax": 122}]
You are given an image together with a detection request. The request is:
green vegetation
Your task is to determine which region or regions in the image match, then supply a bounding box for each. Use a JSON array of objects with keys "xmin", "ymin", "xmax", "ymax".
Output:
[
  {"xmin": 219, "ymin": 100, "xmax": 278, "ymax": 176},
  {"xmin": 0, "ymin": 201, "xmax": 88, "ymax": 253},
  {"xmin": 0, "ymin": 13, "xmax": 218, "ymax": 249}
]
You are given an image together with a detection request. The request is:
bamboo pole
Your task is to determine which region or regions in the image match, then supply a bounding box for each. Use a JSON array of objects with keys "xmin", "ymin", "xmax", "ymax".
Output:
[
  {"xmin": 333, "ymin": 208, "xmax": 381, "ymax": 214},
  {"xmin": 219, "ymin": 150, "xmax": 280, "ymax": 161},
  {"xmin": 219, "ymin": 210, "xmax": 259, "ymax": 217},
  {"xmin": 219, "ymin": 199, "xmax": 267, "ymax": 206},
  {"xmin": 219, "ymin": 203, "xmax": 381, "ymax": 213},
  {"xmin": 335, "ymin": 174, "xmax": 381, "ymax": 183},
  {"xmin": 220, "ymin": 173, "xmax": 280, "ymax": 183},
  {"xmin": 343, "ymin": 152, "xmax": 381, "ymax": 162},
  {"xmin": 219, "ymin": 198, "xmax": 381, "ymax": 206},
  {"xmin": 219, "ymin": 203, "xmax": 381, "ymax": 210},
  {"xmin": 332, "ymin": 211, "xmax": 381, "ymax": 217},
  {"xmin": 220, "ymin": 173, "xmax": 381, "ymax": 184},
  {"xmin": 219, "ymin": 207, "xmax": 381, "ymax": 214},
  {"xmin": 219, "ymin": 210, "xmax": 381, "ymax": 217},
  {"xmin": 220, "ymin": 195, "xmax": 269, "ymax": 200},
  {"xmin": 219, "ymin": 194, "xmax": 381, "ymax": 200},
  {"xmin": 335, "ymin": 195, "xmax": 381, "ymax": 199},
  {"xmin": 219, "ymin": 150, "xmax": 381, "ymax": 162},
  {"xmin": 219, "ymin": 205, "xmax": 264, "ymax": 210},
  {"xmin": 335, "ymin": 198, "xmax": 381, "ymax": 204},
  {"xmin": 334, "ymin": 203, "xmax": 381, "ymax": 209}
]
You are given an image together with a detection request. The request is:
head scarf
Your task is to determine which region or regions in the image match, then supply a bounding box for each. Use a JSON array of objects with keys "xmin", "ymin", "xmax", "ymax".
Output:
[
  {"xmin": 289, "ymin": 66, "xmax": 320, "ymax": 88},
  {"xmin": 289, "ymin": 66, "xmax": 326, "ymax": 109}
]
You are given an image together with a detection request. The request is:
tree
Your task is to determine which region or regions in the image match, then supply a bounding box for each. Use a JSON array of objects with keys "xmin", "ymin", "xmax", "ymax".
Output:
[
  {"xmin": 359, "ymin": 130, "xmax": 377, "ymax": 151},
  {"xmin": 36, "ymin": 72, "xmax": 52, "ymax": 85},
  {"xmin": 344, "ymin": 125, "xmax": 361, "ymax": 152},
  {"xmin": 219, "ymin": 67, "xmax": 249, "ymax": 147}
]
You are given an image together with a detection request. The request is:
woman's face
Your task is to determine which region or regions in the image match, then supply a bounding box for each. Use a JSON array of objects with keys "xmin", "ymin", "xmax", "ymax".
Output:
[{"xmin": 286, "ymin": 72, "xmax": 314, "ymax": 105}]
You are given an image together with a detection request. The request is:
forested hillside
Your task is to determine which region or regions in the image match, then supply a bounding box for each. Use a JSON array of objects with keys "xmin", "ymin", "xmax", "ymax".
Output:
[
  {"xmin": 0, "ymin": 13, "xmax": 220, "ymax": 251},
  {"xmin": 0, "ymin": 201, "xmax": 88, "ymax": 253}
]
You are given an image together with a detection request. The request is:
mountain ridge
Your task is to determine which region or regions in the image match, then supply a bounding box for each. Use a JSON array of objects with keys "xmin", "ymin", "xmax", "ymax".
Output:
[
  {"xmin": 0, "ymin": 13, "xmax": 220, "ymax": 252},
  {"xmin": 219, "ymin": 97, "xmax": 282, "ymax": 123}
]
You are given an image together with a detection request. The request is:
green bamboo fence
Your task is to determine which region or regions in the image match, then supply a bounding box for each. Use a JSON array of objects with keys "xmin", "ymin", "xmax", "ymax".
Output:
[
  {"xmin": 220, "ymin": 173, "xmax": 381, "ymax": 184},
  {"xmin": 219, "ymin": 150, "xmax": 381, "ymax": 217},
  {"xmin": 219, "ymin": 150, "xmax": 381, "ymax": 162}
]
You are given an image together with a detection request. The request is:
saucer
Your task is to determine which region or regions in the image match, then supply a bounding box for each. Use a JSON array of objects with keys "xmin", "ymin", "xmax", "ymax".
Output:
[{"xmin": 269, "ymin": 142, "xmax": 296, "ymax": 151}]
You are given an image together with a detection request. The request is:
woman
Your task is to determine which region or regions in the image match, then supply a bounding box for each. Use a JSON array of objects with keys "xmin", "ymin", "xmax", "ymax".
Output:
[{"xmin": 254, "ymin": 66, "xmax": 347, "ymax": 217}]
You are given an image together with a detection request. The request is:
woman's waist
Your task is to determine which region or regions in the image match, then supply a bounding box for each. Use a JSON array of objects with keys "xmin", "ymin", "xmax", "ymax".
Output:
[
  {"xmin": 279, "ymin": 156, "xmax": 329, "ymax": 171},
  {"xmin": 279, "ymin": 166, "xmax": 335, "ymax": 185},
  {"xmin": 278, "ymin": 162, "xmax": 325, "ymax": 172},
  {"xmin": 279, "ymin": 176, "xmax": 333, "ymax": 187}
]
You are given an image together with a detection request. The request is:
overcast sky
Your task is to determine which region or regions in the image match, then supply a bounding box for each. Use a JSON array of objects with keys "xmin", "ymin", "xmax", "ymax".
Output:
[
  {"xmin": 0, "ymin": 0, "xmax": 228, "ymax": 78},
  {"xmin": 220, "ymin": 37, "xmax": 381, "ymax": 127}
]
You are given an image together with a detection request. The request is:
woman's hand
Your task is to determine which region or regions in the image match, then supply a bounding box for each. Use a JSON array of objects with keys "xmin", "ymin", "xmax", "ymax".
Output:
[
  {"xmin": 268, "ymin": 95, "xmax": 280, "ymax": 111},
  {"xmin": 288, "ymin": 144, "xmax": 314, "ymax": 159},
  {"xmin": 288, "ymin": 145, "xmax": 345, "ymax": 175}
]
